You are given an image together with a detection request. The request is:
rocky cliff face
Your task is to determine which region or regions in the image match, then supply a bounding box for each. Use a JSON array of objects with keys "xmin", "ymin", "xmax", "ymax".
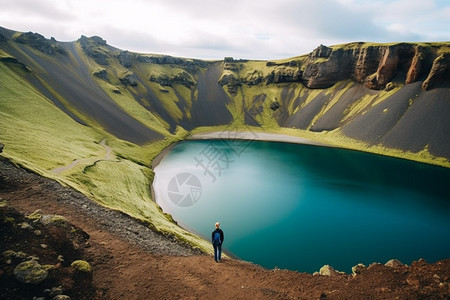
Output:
[
  {"xmin": 301, "ymin": 43, "xmax": 448, "ymax": 91},
  {"xmin": 220, "ymin": 43, "xmax": 449, "ymax": 92}
]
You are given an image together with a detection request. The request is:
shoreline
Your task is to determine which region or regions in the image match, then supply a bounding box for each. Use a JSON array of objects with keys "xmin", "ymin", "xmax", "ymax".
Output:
[
  {"xmin": 189, "ymin": 131, "xmax": 329, "ymax": 147},
  {"xmin": 151, "ymin": 131, "xmax": 329, "ymax": 171}
]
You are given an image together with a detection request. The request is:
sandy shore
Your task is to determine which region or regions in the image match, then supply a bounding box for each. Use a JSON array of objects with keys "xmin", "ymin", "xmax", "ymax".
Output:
[
  {"xmin": 152, "ymin": 131, "xmax": 327, "ymax": 169},
  {"xmin": 150, "ymin": 131, "xmax": 329, "ymax": 207},
  {"xmin": 190, "ymin": 131, "xmax": 327, "ymax": 146}
]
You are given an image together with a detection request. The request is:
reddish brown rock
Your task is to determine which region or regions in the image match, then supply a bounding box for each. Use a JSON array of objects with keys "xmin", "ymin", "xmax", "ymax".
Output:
[
  {"xmin": 300, "ymin": 43, "xmax": 447, "ymax": 91},
  {"xmin": 365, "ymin": 46, "xmax": 400, "ymax": 89},
  {"xmin": 422, "ymin": 52, "xmax": 450, "ymax": 90}
]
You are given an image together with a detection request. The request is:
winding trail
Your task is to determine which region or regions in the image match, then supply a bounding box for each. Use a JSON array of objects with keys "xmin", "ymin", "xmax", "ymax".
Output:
[{"xmin": 51, "ymin": 139, "xmax": 113, "ymax": 174}]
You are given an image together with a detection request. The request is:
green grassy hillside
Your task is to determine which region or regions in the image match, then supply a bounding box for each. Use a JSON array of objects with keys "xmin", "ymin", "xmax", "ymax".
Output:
[{"xmin": 1, "ymin": 27, "xmax": 449, "ymax": 251}]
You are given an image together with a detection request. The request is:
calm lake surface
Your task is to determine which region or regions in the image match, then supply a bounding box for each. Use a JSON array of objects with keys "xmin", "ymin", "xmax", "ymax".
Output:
[{"xmin": 153, "ymin": 139, "xmax": 450, "ymax": 273}]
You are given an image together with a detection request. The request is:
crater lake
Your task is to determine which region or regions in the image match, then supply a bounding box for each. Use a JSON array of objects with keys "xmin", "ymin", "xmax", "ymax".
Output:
[{"xmin": 153, "ymin": 139, "xmax": 450, "ymax": 273}]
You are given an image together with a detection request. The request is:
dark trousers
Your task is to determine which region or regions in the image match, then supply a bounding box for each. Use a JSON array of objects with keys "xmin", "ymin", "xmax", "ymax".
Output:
[{"xmin": 213, "ymin": 243, "xmax": 222, "ymax": 261}]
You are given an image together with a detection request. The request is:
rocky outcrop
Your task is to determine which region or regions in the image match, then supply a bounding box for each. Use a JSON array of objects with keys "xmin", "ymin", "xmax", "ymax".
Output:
[
  {"xmin": 137, "ymin": 54, "xmax": 208, "ymax": 71},
  {"xmin": 119, "ymin": 71, "xmax": 138, "ymax": 87},
  {"xmin": 406, "ymin": 46, "xmax": 428, "ymax": 84},
  {"xmin": 352, "ymin": 263, "xmax": 367, "ymax": 275},
  {"xmin": 270, "ymin": 100, "xmax": 281, "ymax": 111},
  {"xmin": 92, "ymin": 68, "xmax": 108, "ymax": 80},
  {"xmin": 224, "ymin": 43, "xmax": 447, "ymax": 91},
  {"xmin": 149, "ymin": 71, "xmax": 196, "ymax": 88},
  {"xmin": 78, "ymin": 35, "xmax": 109, "ymax": 65},
  {"xmin": 316, "ymin": 264, "xmax": 345, "ymax": 276},
  {"xmin": 219, "ymin": 42, "xmax": 450, "ymax": 93},
  {"xmin": 118, "ymin": 50, "xmax": 133, "ymax": 68},
  {"xmin": 300, "ymin": 43, "xmax": 449, "ymax": 91},
  {"xmin": 0, "ymin": 56, "xmax": 31, "ymax": 74},
  {"xmin": 422, "ymin": 52, "xmax": 450, "ymax": 90},
  {"xmin": 385, "ymin": 259, "xmax": 405, "ymax": 268},
  {"xmin": 13, "ymin": 32, "xmax": 66, "ymax": 55},
  {"xmin": 218, "ymin": 73, "xmax": 241, "ymax": 94},
  {"xmin": 267, "ymin": 67, "xmax": 302, "ymax": 84}
]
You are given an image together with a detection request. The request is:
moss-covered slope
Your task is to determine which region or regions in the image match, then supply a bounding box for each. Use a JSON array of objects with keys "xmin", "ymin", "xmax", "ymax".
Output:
[{"xmin": 1, "ymin": 27, "xmax": 449, "ymax": 161}]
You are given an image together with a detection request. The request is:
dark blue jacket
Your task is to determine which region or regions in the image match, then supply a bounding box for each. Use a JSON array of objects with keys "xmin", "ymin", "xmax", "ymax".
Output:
[{"xmin": 212, "ymin": 228, "xmax": 224, "ymax": 245}]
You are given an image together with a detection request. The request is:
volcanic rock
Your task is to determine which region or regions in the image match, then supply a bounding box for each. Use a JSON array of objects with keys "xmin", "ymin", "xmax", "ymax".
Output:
[
  {"xmin": 119, "ymin": 72, "xmax": 138, "ymax": 87},
  {"xmin": 13, "ymin": 259, "xmax": 48, "ymax": 284},
  {"xmin": 118, "ymin": 51, "xmax": 133, "ymax": 68},
  {"xmin": 422, "ymin": 52, "xmax": 450, "ymax": 90},
  {"xmin": 385, "ymin": 259, "xmax": 405, "ymax": 268},
  {"xmin": 78, "ymin": 35, "xmax": 109, "ymax": 65},
  {"xmin": 13, "ymin": 32, "xmax": 66, "ymax": 55},
  {"xmin": 149, "ymin": 71, "xmax": 196, "ymax": 88},
  {"xmin": 92, "ymin": 69, "xmax": 108, "ymax": 80},
  {"xmin": 218, "ymin": 73, "xmax": 241, "ymax": 94}
]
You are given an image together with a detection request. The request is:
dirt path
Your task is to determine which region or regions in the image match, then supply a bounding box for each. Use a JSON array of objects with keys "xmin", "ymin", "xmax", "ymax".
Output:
[
  {"xmin": 51, "ymin": 139, "xmax": 113, "ymax": 174},
  {"xmin": 1, "ymin": 158, "xmax": 449, "ymax": 299}
]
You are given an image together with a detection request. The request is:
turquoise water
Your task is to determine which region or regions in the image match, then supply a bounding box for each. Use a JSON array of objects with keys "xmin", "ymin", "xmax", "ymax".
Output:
[{"xmin": 153, "ymin": 139, "xmax": 450, "ymax": 273}]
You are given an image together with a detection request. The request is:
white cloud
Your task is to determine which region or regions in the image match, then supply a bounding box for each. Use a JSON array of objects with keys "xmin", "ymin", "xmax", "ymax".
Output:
[{"xmin": 0, "ymin": 0, "xmax": 449, "ymax": 59}]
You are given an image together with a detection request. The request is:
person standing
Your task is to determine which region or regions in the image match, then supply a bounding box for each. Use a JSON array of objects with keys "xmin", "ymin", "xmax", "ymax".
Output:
[{"xmin": 211, "ymin": 222, "xmax": 224, "ymax": 262}]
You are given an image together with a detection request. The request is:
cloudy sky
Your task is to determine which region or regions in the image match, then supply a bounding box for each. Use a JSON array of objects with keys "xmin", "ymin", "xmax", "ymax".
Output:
[{"xmin": 1, "ymin": 0, "xmax": 449, "ymax": 59}]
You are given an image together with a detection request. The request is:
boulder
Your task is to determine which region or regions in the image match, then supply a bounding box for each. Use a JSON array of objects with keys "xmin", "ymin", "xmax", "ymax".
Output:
[
  {"xmin": 385, "ymin": 259, "xmax": 404, "ymax": 268},
  {"xmin": 0, "ymin": 143, "xmax": 3, "ymax": 153},
  {"xmin": 40, "ymin": 214, "xmax": 70, "ymax": 227},
  {"xmin": 93, "ymin": 69, "xmax": 108, "ymax": 80},
  {"xmin": 270, "ymin": 100, "xmax": 281, "ymax": 111},
  {"xmin": 13, "ymin": 259, "xmax": 49, "ymax": 284},
  {"xmin": 351, "ymin": 263, "xmax": 367, "ymax": 275},
  {"xmin": 319, "ymin": 265, "xmax": 345, "ymax": 276},
  {"xmin": 71, "ymin": 260, "xmax": 93, "ymax": 288},
  {"xmin": 71, "ymin": 260, "xmax": 92, "ymax": 273},
  {"xmin": 384, "ymin": 82, "xmax": 395, "ymax": 91},
  {"xmin": 53, "ymin": 295, "xmax": 71, "ymax": 300},
  {"xmin": 26, "ymin": 209, "xmax": 70, "ymax": 228}
]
